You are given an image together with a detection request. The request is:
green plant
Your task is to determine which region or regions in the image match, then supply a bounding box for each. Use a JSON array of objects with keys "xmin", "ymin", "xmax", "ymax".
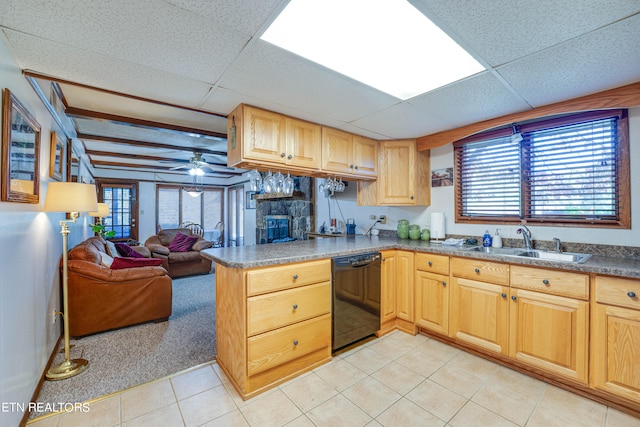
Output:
[{"xmin": 90, "ymin": 223, "xmax": 116, "ymax": 239}]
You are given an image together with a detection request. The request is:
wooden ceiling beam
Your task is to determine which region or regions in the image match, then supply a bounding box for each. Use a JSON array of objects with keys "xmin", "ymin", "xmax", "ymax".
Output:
[
  {"xmin": 416, "ymin": 81, "xmax": 640, "ymax": 151},
  {"xmin": 77, "ymin": 132, "xmax": 227, "ymax": 157},
  {"xmin": 85, "ymin": 149, "xmax": 229, "ymax": 167},
  {"xmin": 90, "ymin": 160, "xmax": 236, "ymax": 178}
]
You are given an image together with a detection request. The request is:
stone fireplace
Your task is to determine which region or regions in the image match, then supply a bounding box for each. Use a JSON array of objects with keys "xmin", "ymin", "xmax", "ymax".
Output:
[{"xmin": 255, "ymin": 176, "xmax": 314, "ymax": 244}]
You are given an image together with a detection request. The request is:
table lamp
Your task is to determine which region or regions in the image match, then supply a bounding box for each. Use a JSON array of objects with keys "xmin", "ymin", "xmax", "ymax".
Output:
[
  {"xmin": 44, "ymin": 182, "xmax": 98, "ymax": 380},
  {"xmin": 89, "ymin": 203, "xmax": 110, "ymax": 223}
]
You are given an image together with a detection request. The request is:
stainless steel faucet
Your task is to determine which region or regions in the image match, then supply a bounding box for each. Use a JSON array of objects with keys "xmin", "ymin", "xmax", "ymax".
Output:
[
  {"xmin": 516, "ymin": 225, "xmax": 533, "ymax": 250},
  {"xmin": 553, "ymin": 237, "xmax": 562, "ymax": 253}
]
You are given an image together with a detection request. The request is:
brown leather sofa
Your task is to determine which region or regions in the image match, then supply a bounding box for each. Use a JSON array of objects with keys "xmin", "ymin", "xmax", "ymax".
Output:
[
  {"xmin": 66, "ymin": 236, "xmax": 172, "ymax": 337},
  {"xmin": 144, "ymin": 228, "xmax": 213, "ymax": 278}
]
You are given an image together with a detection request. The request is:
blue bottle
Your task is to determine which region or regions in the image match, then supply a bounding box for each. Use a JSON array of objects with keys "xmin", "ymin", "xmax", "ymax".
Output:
[{"xmin": 482, "ymin": 230, "xmax": 492, "ymax": 247}]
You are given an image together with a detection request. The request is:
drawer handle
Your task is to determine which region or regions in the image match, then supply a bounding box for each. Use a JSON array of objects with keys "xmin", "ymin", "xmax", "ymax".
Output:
[
  {"xmin": 628, "ymin": 291, "xmax": 637, "ymax": 298},
  {"xmin": 501, "ymin": 293, "xmax": 507, "ymax": 299},
  {"xmin": 543, "ymin": 279, "xmax": 549, "ymax": 285},
  {"xmin": 293, "ymin": 304, "xmax": 298, "ymax": 310},
  {"xmin": 428, "ymin": 261, "xmax": 433, "ymax": 266},
  {"xmin": 293, "ymin": 339, "xmax": 299, "ymax": 346},
  {"xmin": 293, "ymin": 274, "xmax": 299, "ymax": 280},
  {"xmin": 511, "ymin": 295, "xmax": 517, "ymax": 301},
  {"xmin": 442, "ymin": 281, "xmax": 447, "ymax": 287},
  {"xmin": 474, "ymin": 268, "xmax": 480, "ymax": 273}
]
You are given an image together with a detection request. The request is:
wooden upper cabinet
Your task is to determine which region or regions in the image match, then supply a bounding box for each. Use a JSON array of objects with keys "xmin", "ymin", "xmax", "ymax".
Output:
[
  {"xmin": 358, "ymin": 139, "xmax": 430, "ymax": 206},
  {"xmin": 321, "ymin": 128, "xmax": 378, "ymax": 178},
  {"xmin": 227, "ymin": 104, "xmax": 320, "ymax": 171}
]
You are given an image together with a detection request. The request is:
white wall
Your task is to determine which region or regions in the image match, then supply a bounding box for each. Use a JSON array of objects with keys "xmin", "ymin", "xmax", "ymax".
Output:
[
  {"xmin": 317, "ymin": 107, "xmax": 640, "ymax": 247},
  {"xmin": 0, "ymin": 34, "xmax": 95, "ymax": 427}
]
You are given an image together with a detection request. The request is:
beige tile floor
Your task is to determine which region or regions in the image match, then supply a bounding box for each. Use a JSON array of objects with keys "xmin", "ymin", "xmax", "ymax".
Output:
[{"xmin": 28, "ymin": 331, "xmax": 640, "ymax": 427}]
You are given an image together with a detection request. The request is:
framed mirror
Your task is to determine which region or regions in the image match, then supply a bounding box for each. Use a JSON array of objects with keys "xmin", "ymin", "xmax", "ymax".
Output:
[
  {"xmin": 2, "ymin": 89, "xmax": 41, "ymax": 203},
  {"xmin": 49, "ymin": 131, "xmax": 65, "ymax": 181}
]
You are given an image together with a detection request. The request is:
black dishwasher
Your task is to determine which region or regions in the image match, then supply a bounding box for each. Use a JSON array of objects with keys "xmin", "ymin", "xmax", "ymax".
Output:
[{"xmin": 331, "ymin": 252, "xmax": 381, "ymax": 352}]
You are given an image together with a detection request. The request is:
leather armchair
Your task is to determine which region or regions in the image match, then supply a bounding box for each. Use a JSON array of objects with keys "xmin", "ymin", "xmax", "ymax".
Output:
[{"xmin": 144, "ymin": 228, "xmax": 213, "ymax": 278}]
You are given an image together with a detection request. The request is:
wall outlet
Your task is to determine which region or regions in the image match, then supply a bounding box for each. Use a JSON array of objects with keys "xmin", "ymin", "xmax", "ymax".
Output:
[
  {"xmin": 379, "ymin": 215, "xmax": 387, "ymax": 224},
  {"xmin": 369, "ymin": 214, "xmax": 377, "ymax": 220}
]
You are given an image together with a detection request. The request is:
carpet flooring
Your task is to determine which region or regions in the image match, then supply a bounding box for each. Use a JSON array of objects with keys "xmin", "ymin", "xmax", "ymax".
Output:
[{"xmin": 32, "ymin": 273, "xmax": 216, "ymax": 418}]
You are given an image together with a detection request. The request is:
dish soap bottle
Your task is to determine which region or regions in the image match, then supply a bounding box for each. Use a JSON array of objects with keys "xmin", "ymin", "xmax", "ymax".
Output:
[
  {"xmin": 482, "ymin": 230, "xmax": 492, "ymax": 247},
  {"xmin": 493, "ymin": 229, "xmax": 503, "ymax": 248}
]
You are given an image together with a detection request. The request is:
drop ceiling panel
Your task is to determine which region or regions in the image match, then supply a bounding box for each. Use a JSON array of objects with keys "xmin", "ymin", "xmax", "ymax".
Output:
[
  {"xmin": 411, "ymin": 0, "xmax": 640, "ymax": 67},
  {"xmin": 4, "ymin": 30, "xmax": 214, "ymax": 107},
  {"xmin": 497, "ymin": 14, "xmax": 640, "ymax": 107},
  {"xmin": 218, "ymin": 40, "xmax": 400, "ymax": 125}
]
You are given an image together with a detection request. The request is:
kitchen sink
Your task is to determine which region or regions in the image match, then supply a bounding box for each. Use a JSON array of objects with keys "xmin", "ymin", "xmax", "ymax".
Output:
[{"xmin": 460, "ymin": 246, "xmax": 592, "ymax": 263}]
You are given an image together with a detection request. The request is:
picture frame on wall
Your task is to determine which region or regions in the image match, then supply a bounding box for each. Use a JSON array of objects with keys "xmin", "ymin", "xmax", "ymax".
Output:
[
  {"xmin": 246, "ymin": 191, "xmax": 256, "ymax": 209},
  {"xmin": 49, "ymin": 131, "xmax": 65, "ymax": 181}
]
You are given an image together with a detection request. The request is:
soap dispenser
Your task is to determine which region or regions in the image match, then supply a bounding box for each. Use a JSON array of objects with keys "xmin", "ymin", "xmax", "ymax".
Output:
[
  {"xmin": 482, "ymin": 230, "xmax": 492, "ymax": 247},
  {"xmin": 493, "ymin": 229, "xmax": 503, "ymax": 248}
]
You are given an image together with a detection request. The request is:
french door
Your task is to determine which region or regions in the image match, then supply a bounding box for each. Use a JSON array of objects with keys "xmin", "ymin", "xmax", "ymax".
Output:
[{"xmin": 96, "ymin": 181, "xmax": 138, "ymax": 242}]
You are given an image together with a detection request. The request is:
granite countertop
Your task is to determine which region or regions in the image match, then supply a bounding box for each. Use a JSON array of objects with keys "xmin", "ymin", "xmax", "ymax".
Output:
[{"xmin": 200, "ymin": 236, "xmax": 640, "ymax": 279}]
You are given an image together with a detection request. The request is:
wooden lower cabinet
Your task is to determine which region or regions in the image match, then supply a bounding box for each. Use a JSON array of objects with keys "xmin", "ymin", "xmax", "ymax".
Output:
[
  {"xmin": 215, "ymin": 259, "xmax": 332, "ymax": 399},
  {"xmin": 396, "ymin": 251, "xmax": 415, "ymax": 332},
  {"xmin": 449, "ymin": 276, "xmax": 510, "ymax": 355},
  {"xmin": 592, "ymin": 275, "xmax": 640, "ymax": 405},
  {"xmin": 509, "ymin": 288, "xmax": 589, "ymax": 383},
  {"xmin": 379, "ymin": 250, "xmax": 397, "ymax": 335},
  {"xmin": 415, "ymin": 270, "xmax": 449, "ymax": 335}
]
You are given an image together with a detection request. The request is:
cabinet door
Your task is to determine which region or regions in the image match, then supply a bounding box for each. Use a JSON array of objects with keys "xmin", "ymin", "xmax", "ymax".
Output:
[
  {"xmin": 509, "ymin": 289, "xmax": 589, "ymax": 383},
  {"xmin": 352, "ymin": 135, "xmax": 378, "ymax": 177},
  {"xmin": 592, "ymin": 303, "xmax": 640, "ymax": 403},
  {"xmin": 378, "ymin": 140, "xmax": 416, "ymax": 205},
  {"xmin": 450, "ymin": 277, "xmax": 509, "ymax": 355},
  {"xmin": 396, "ymin": 251, "xmax": 414, "ymax": 323},
  {"xmin": 285, "ymin": 117, "xmax": 321, "ymax": 169},
  {"xmin": 380, "ymin": 250, "xmax": 397, "ymax": 325},
  {"xmin": 243, "ymin": 106, "xmax": 285, "ymax": 163},
  {"xmin": 415, "ymin": 271, "xmax": 449, "ymax": 335},
  {"xmin": 321, "ymin": 127, "xmax": 353, "ymax": 174}
]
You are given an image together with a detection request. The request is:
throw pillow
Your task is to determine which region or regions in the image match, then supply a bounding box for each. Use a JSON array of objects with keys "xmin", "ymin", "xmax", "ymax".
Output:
[
  {"xmin": 168, "ymin": 232, "xmax": 199, "ymax": 252},
  {"xmin": 99, "ymin": 251, "xmax": 114, "ymax": 268},
  {"xmin": 115, "ymin": 242, "xmax": 145, "ymax": 258},
  {"xmin": 110, "ymin": 257, "xmax": 164, "ymax": 270},
  {"xmin": 105, "ymin": 240, "xmax": 121, "ymax": 258}
]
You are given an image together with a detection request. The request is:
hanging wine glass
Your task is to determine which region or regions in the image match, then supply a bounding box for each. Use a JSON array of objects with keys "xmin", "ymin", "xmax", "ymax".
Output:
[
  {"xmin": 337, "ymin": 177, "xmax": 345, "ymax": 192},
  {"xmin": 263, "ymin": 170, "xmax": 275, "ymax": 193},
  {"xmin": 248, "ymin": 169, "xmax": 262, "ymax": 192},
  {"xmin": 283, "ymin": 172, "xmax": 294, "ymax": 196},
  {"xmin": 274, "ymin": 171, "xmax": 284, "ymax": 193}
]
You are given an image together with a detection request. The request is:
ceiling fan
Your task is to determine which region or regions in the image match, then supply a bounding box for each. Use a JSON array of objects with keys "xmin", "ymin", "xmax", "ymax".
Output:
[{"xmin": 170, "ymin": 152, "xmax": 213, "ymax": 176}]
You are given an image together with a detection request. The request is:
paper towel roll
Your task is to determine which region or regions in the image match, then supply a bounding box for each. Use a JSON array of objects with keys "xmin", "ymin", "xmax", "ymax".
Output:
[{"xmin": 430, "ymin": 212, "xmax": 445, "ymax": 240}]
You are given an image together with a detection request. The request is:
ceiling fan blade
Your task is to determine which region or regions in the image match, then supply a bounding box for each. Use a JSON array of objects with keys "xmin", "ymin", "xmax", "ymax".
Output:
[{"xmin": 169, "ymin": 165, "xmax": 188, "ymax": 170}]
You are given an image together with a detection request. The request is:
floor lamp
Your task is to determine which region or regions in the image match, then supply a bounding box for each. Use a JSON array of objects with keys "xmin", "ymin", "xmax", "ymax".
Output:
[{"xmin": 44, "ymin": 182, "xmax": 98, "ymax": 380}]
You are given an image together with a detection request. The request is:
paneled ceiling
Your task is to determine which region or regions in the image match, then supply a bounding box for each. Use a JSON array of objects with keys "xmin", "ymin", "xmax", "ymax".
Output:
[{"xmin": 0, "ymin": 0, "xmax": 639, "ymax": 180}]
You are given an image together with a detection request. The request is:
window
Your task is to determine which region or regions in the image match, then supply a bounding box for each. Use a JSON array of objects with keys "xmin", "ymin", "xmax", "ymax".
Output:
[
  {"xmin": 156, "ymin": 185, "xmax": 224, "ymax": 234},
  {"xmin": 454, "ymin": 110, "xmax": 629, "ymax": 228},
  {"xmin": 227, "ymin": 186, "xmax": 244, "ymax": 247}
]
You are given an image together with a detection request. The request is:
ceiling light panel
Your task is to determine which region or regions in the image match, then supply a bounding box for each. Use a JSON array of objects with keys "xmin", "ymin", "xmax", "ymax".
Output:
[{"xmin": 261, "ymin": 0, "xmax": 485, "ymax": 100}]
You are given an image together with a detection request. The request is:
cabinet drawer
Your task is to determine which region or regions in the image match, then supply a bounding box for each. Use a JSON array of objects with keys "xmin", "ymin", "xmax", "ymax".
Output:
[
  {"xmin": 415, "ymin": 253, "xmax": 449, "ymax": 275},
  {"xmin": 511, "ymin": 266, "xmax": 589, "ymax": 300},
  {"xmin": 451, "ymin": 257, "xmax": 509, "ymax": 285},
  {"xmin": 247, "ymin": 282, "xmax": 331, "ymax": 336},
  {"xmin": 595, "ymin": 276, "xmax": 640, "ymax": 310},
  {"xmin": 247, "ymin": 314, "xmax": 331, "ymax": 376},
  {"xmin": 247, "ymin": 259, "xmax": 331, "ymax": 296}
]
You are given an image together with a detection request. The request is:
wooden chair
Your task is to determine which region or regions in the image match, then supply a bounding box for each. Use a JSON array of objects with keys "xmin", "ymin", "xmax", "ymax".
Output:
[
  {"xmin": 181, "ymin": 222, "xmax": 204, "ymax": 237},
  {"xmin": 212, "ymin": 221, "xmax": 224, "ymax": 247}
]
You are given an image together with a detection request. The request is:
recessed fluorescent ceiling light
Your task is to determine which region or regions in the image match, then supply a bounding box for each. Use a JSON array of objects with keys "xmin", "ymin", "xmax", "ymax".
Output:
[{"xmin": 261, "ymin": 0, "xmax": 485, "ymax": 100}]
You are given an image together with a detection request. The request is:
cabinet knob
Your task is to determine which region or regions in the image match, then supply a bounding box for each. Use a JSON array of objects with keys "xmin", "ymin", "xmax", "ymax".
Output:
[
  {"xmin": 293, "ymin": 304, "xmax": 298, "ymax": 310},
  {"xmin": 442, "ymin": 281, "xmax": 447, "ymax": 287},
  {"xmin": 281, "ymin": 152, "xmax": 286, "ymax": 157},
  {"xmin": 288, "ymin": 154, "xmax": 293, "ymax": 159},
  {"xmin": 428, "ymin": 261, "xmax": 433, "ymax": 266},
  {"xmin": 628, "ymin": 291, "xmax": 637, "ymax": 298},
  {"xmin": 293, "ymin": 274, "xmax": 299, "ymax": 280},
  {"xmin": 511, "ymin": 295, "xmax": 517, "ymax": 301},
  {"xmin": 543, "ymin": 279, "xmax": 549, "ymax": 285},
  {"xmin": 501, "ymin": 293, "xmax": 507, "ymax": 298},
  {"xmin": 410, "ymin": 195, "xmax": 414, "ymax": 200},
  {"xmin": 293, "ymin": 339, "xmax": 299, "ymax": 346},
  {"xmin": 355, "ymin": 165, "xmax": 359, "ymax": 170},
  {"xmin": 474, "ymin": 268, "xmax": 480, "ymax": 273},
  {"xmin": 349, "ymin": 164, "xmax": 354, "ymax": 169}
]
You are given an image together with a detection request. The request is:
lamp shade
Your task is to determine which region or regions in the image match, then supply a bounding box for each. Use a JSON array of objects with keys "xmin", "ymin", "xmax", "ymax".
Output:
[
  {"xmin": 44, "ymin": 182, "xmax": 98, "ymax": 213},
  {"xmin": 89, "ymin": 203, "xmax": 110, "ymax": 218}
]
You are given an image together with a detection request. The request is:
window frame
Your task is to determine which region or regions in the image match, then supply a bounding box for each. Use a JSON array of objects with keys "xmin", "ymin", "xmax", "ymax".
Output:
[
  {"xmin": 155, "ymin": 184, "xmax": 225, "ymax": 232},
  {"xmin": 453, "ymin": 110, "xmax": 630, "ymax": 229}
]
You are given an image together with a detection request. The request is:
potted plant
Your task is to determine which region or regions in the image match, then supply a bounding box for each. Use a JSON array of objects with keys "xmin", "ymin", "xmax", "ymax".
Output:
[{"xmin": 90, "ymin": 223, "xmax": 116, "ymax": 239}]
